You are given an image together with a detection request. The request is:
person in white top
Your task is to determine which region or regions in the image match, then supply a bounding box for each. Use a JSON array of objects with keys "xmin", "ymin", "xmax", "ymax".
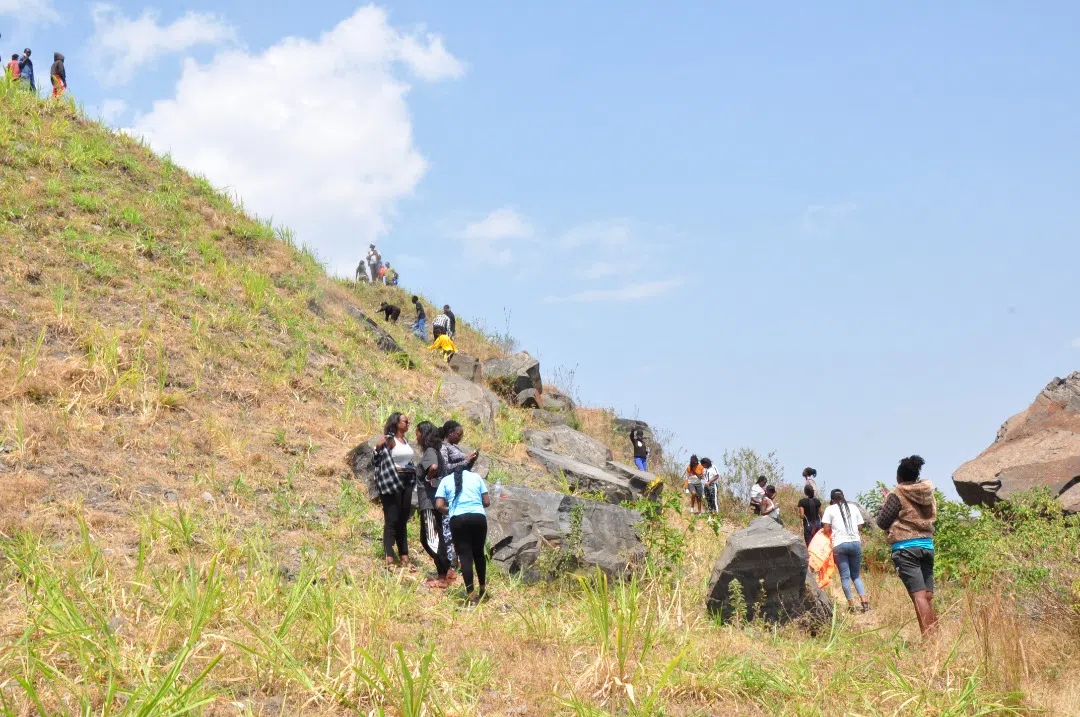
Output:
[
  {"xmin": 821, "ymin": 488, "xmax": 869, "ymax": 612},
  {"xmin": 701, "ymin": 457, "xmax": 720, "ymax": 513},
  {"xmin": 759, "ymin": 485, "xmax": 781, "ymax": 523},
  {"xmin": 749, "ymin": 476, "xmax": 767, "ymax": 514}
]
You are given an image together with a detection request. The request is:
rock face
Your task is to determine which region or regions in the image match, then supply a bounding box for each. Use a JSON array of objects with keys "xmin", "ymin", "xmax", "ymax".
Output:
[
  {"xmin": 706, "ymin": 518, "xmax": 831, "ymax": 624},
  {"xmin": 543, "ymin": 387, "xmax": 575, "ymax": 412},
  {"xmin": 343, "ymin": 305, "xmax": 405, "ymax": 355},
  {"xmin": 531, "ymin": 409, "xmax": 570, "ymax": 427},
  {"xmin": 515, "ymin": 388, "xmax": 540, "ymax": 409},
  {"xmin": 487, "ymin": 485, "xmax": 645, "ymax": 582},
  {"xmin": 953, "ymin": 372, "xmax": 1080, "ymax": 513},
  {"xmin": 484, "ymin": 352, "xmax": 542, "ymax": 395},
  {"xmin": 448, "ymin": 353, "xmax": 482, "ymax": 383},
  {"xmin": 524, "ymin": 425, "xmax": 613, "ymax": 468},
  {"xmin": 604, "ymin": 461, "xmax": 663, "ymax": 499},
  {"xmin": 526, "ymin": 446, "xmax": 635, "ymax": 504},
  {"xmin": 437, "ymin": 375, "xmax": 504, "ymax": 429}
]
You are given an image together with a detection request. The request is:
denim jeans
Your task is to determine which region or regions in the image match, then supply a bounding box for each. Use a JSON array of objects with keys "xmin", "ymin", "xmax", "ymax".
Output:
[
  {"xmin": 634, "ymin": 457, "xmax": 647, "ymax": 471},
  {"xmin": 832, "ymin": 541, "xmax": 866, "ymax": 601},
  {"xmin": 412, "ymin": 317, "xmax": 426, "ymax": 339}
]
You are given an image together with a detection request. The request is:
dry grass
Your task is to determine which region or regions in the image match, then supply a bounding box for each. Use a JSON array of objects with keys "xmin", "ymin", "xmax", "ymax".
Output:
[{"xmin": 1, "ymin": 81, "xmax": 1078, "ymax": 716}]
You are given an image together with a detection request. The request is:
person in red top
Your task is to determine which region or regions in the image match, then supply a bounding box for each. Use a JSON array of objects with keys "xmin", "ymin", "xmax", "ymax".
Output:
[{"xmin": 6, "ymin": 54, "xmax": 20, "ymax": 81}]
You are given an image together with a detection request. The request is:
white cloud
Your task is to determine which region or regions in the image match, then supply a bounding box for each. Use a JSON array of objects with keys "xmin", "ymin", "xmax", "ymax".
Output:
[
  {"xmin": 90, "ymin": 4, "xmax": 237, "ymax": 85},
  {"xmin": 559, "ymin": 219, "xmax": 633, "ymax": 249},
  {"xmin": 0, "ymin": 0, "xmax": 59, "ymax": 25},
  {"xmin": 98, "ymin": 99, "xmax": 127, "ymax": 124},
  {"xmin": 458, "ymin": 208, "xmax": 535, "ymax": 265},
  {"xmin": 801, "ymin": 202, "xmax": 856, "ymax": 238},
  {"xmin": 545, "ymin": 278, "xmax": 684, "ymax": 304},
  {"xmin": 129, "ymin": 6, "xmax": 464, "ymax": 276}
]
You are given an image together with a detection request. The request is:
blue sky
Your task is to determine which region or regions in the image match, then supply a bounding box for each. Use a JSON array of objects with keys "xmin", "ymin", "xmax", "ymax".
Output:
[{"xmin": 6, "ymin": 1, "xmax": 1080, "ymax": 499}]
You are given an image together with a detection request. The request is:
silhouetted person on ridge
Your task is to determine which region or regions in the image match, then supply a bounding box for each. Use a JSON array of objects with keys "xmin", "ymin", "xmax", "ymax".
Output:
[
  {"xmin": 50, "ymin": 52, "xmax": 65, "ymax": 98},
  {"xmin": 18, "ymin": 48, "xmax": 34, "ymax": 92}
]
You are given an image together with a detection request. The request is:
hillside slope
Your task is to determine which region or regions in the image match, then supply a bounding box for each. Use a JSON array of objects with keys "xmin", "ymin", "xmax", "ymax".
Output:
[{"xmin": 2, "ymin": 87, "xmax": 1078, "ymax": 716}]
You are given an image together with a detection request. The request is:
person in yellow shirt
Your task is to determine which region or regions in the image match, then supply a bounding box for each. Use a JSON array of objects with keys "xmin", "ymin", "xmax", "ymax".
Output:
[{"xmin": 428, "ymin": 334, "xmax": 456, "ymax": 362}]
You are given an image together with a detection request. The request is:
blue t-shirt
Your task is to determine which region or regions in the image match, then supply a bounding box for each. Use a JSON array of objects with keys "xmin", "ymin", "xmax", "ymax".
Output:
[{"xmin": 436, "ymin": 470, "xmax": 488, "ymax": 518}]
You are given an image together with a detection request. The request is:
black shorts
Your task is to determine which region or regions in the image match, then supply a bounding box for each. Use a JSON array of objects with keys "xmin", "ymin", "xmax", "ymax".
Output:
[{"xmin": 892, "ymin": 547, "xmax": 935, "ymax": 594}]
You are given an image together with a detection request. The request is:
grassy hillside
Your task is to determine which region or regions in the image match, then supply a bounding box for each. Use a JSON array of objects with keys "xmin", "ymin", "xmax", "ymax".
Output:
[{"xmin": 1, "ymin": 84, "xmax": 1078, "ymax": 715}]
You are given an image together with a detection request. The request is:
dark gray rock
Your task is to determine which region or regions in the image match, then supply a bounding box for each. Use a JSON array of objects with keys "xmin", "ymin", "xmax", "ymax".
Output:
[
  {"xmin": 542, "ymin": 388, "xmax": 575, "ymax": 412},
  {"xmin": 483, "ymin": 352, "xmax": 542, "ymax": 394},
  {"xmin": 524, "ymin": 425, "xmax": 613, "ymax": 468},
  {"xmin": 515, "ymin": 389, "xmax": 540, "ymax": 409},
  {"xmin": 487, "ymin": 485, "xmax": 644, "ymax": 582},
  {"xmin": 343, "ymin": 304, "xmax": 406, "ymax": 355},
  {"xmin": 438, "ymin": 375, "xmax": 504, "ymax": 428},
  {"xmin": 448, "ymin": 353, "xmax": 482, "ymax": 383},
  {"xmin": 706, "ymin": 518, "xmax": 832, "ymax": 625},
  {"xmin": 604, "ymin": 461, "xmax": 663, "ymax": 499},
  {"xmin": 526, "ymin": 446, "xmax": 634, "ymax": 504}
]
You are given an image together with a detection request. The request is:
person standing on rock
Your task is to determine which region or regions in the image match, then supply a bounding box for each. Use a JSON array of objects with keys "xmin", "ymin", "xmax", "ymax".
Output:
[
  {"xmin": 411, "ymin": 295, "xmax": 427, "ymax": 339},
  {"xmin": 365, "ymin": 244, "xmax": 381, "ymax": 282},
  {"xmin": 701, "ymin": 457, "xmax": 720, "ymax": 513},
  {"xmin": 876, "ymin": 455, "xmax": 937, "ymax": 636},
  {"xmin": 797, "ymin": 484, "xmax": 822, "ymax": 546},
  {"xmin": 630, "ymin": 424, "xmax": 649, "ymax": 471},
  {"xmin": 372, "ymin": 412, "xmax": 417, "ymax": 570},
  {"xmin": 415, "ymin": 421, "xmax": 452, "ymax": 588},
  {"xmin": 685, "ymin": 455, "xmax": 704, "ymax": 514},
  {"xmin": 49, "ymin": 52, "xmax": 65, "ymax": 98},
  {"xmin": 435, "ymin": 465, "xmax": 491, "ymax": 605},
  {"xmin": 821, "ymin": 489, "xmax": 869, "ymax": 612},
  {"xmin": 749, "ymin": 475, "xmax": 767, "ymax": 514}
]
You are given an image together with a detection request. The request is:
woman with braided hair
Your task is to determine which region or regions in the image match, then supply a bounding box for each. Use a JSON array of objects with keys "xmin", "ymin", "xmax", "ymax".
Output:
[
  {"xmin": 821, "ymin": 488, "xmax": 869, "ymax": 612},
  {"xmin": 435, "ymin": 465, "xmax": 490, "ymax": 605}
]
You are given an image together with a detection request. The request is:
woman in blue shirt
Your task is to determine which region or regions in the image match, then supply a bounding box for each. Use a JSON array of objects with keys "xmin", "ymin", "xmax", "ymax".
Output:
[{"xmin": 435, "ymin": 467, "xmax": 490, "ymax": 605}]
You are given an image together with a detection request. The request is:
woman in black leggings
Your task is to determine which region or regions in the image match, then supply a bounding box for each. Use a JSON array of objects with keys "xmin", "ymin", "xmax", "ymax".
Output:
[
  {"xmin": 371, "ymin": 412, "xmax": 416, "ymax": 568},
  {"xmin": 435, "ymin": 467, "xmax": 490, "ymax": 605}
]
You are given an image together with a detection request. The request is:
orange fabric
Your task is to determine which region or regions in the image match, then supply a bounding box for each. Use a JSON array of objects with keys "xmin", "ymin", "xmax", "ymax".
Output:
[
  {"xmin": 6, "ymin": 61, "xmax": 19, "ymax": 79},
  {"xmin": 51, "ymin": 75, "xmax": 65, "ymax": 97},
  {"xmin": 685, "ymin": 464, "xmax": 703, "ymax": 477},
  {"xmin": 807, "ymin": 530, "xmax": 836, "ymax": 590}
]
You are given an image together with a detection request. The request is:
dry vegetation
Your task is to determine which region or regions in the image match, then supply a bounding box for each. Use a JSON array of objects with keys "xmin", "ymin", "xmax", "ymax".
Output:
[{"xmin": 1, "ymin": 83, "xmax": 1079, "ymax": 715}]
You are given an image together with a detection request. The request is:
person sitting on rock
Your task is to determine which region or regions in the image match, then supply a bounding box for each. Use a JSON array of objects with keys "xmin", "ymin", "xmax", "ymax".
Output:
[
  {"xmin": 428, "ymin": 333, "xmax": 456, "ymax": 363},
  {"xmin": 749, "ymin": 475, "xmax": 767, "ymax": 514},
  {"xmin": 378, "ymin": 301, "xmax": 400, "ymax": 323},
  {"xmin": 411, "ymin": 295, "xmax": 427, "ymax": 339},
  {"xmin": 759, "ymin": 485, "xmax": 781, "ymax": 524},
  {"xmin": 876, "ymin": 455, "xmax": 937, "ymax": 636},
  {"xmin": 432, "ymin": 310, "xmax": 452, "ymax": 339},
  {"xmin": 630, "ymin": 424, "xmax": 649, "ymax": 471},
  {"xmin": 685, "ymin": 455, "xmax": 704, "ymax": 514}
]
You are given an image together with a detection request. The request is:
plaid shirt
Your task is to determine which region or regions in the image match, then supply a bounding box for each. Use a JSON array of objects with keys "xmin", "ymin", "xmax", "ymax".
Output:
[
  {"xmin": 371, "ymin": 444, "xmax": 409, "ymax": 495},
  {"xmin": 432, "ymin": 314, "xmax": 451, "ymax": 332}
]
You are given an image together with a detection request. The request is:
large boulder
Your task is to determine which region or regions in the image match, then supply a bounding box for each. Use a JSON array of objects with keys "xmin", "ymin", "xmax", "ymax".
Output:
[
  {"xmin": 543, "ymin": 387, "xmax": 575, "ymax": 412},
  {"xmin": 706, "ymin": 518, "xmax": 831, "ymax": 624},
  {"xmin": 448, "ymin": 353, "xmax": 482, "ymax": 383},
  {"xmin": 526, "ymin": 446, "xmax": 635, "ymax": 504},
  {"xmin": 531, "ymin": 409, "xmax": 570, "ymax": 427},
  {"xmin": 438, "ymin": 375, "xmax": 504, "ymax": 429},
  {"xmin": 487, "ymin": 485, "xmax": 644, "ymax": 582},
  {"xmin": 953, "ymin": 372, "xmax": 1080, "ymax": 513},
  {"xmin": 524, "ymin": 425, "xmax": 613, "ymax": 468},
  {"xmin": 604, "ymin": 461, "xmax": 663, "ymax": 499},
  {"xmin": 515, "ymin": 389, "xmax": 540, "ymax": 409},
  {"xmin": 483, "ymin": 352, "xmax": 542, "ymax": 395},
  {"xmin": 343, "ymin": 305, "xmax": 405, "ymax": 356}
]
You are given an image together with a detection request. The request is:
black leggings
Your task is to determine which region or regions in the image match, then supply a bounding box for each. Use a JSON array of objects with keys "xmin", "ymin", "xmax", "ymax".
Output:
[
  {"xmin": 380, "ymin": 489, "xmax": 412, "ymax": 559},
  {"xmin": 449, "ymin": 513, "xmax": 488, "ymax": 594},
  {"xmin": 419, "ymin": 508, "xmax": 451, "ymax": 577}
]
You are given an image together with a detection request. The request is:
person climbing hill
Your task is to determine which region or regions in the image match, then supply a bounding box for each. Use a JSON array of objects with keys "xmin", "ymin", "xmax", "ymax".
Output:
[
  {"xmin": 822, "ymin": 488, "xmax": 869, "ymax": 613},
  {"xmin": 428, "ymin": 333, "xmax": 456, "ymax": 362},
  {"xmin": 378, "ymin": 301, "xmax": 400, "ymax": 323},
  {"xmin": 411, "ymin": 295, "xmax": 426, "ymax": 339},
  {"xmin": 49, "ymin": 52, "xmax": 65, "ymax": 98},
  {"xmin": 685, "ymin": 455, "xmax": 703, "ymax": 514},
  {"xmin": 877, "ymin": 455, "xmax": 938, "ymax": 636},
  {"xmin": 432, "ymin": 309, "xmax": 452, "ymax": 339},
  {"xmin": 798, "ymin": 484, "xmax": 822, "ymax": 546},
  {"xmin": 443, "ymin": 305, "xmax": 456, "ymax": 337}
]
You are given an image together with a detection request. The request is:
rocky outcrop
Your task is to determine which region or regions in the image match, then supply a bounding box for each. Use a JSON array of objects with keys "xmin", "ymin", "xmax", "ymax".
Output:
[
  {"xmin": 543, "ymin": 387, "xmax": 575, "ymax": 412},
  {"xmin": 448, "ymin": 353, "xmax": 482, "ymax": 383},
  {"xmin": 437, "ymin": 375, "xmax": 504, "ymax": 429},
  {"xmin": 487, "ymin": 485, "xmax": 644, "ymax": 582},
  {"xmin": 526, "ymin": 446, "xmax": 635, "ymax": 504},
  {"xmin": 604, "ymin": 461, "xmax": 663, "ymax": 499},
  {"xmin": 524, "ymin": 425, "xmax": 613, "ymax": 468},
  {"xmin": 706, "ymin": 518, "xmax": 831, "ymax": 624},
  {"xmin": 531, "ymin": 409, "xmax": 570, "ymax": 427},
  {"xmin": 343, "ymin": 305, "xmax": 405, "ymax": 356},
  {"xmin": 515, "ymin": 389, "xmax": 540, "ymax": 409},
  {"xmin": 484, "ymin": 352, "xmax": 542, "ymax": 395},
  {"xmin": 953, "ymin": 372, "xmax": 1080, "ymax": 513}
]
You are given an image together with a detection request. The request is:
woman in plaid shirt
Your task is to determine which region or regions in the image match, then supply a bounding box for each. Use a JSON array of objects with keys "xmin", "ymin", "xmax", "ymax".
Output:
[{"xmin": 372, "ymin": 412, "xmax": 417, "ymax": 568}]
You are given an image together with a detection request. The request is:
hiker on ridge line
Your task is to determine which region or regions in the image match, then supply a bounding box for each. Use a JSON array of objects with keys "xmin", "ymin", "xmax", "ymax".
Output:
[
  {"xmin": 366, "ymin": 244, "xmax": 381, "ymax": 283},
  {"xmin": 6, "ymin": 54, "xmax": 20, "ymax": 81},
  {"xmin": 50, "ymin": 52, "xmax": 65, "ymax": 98},
  {"xmin": 18, "ymin": 48, "xmax": 34, "ymax": 91},
  {"xmin": 630, "ymin": 423, "xmax": 649, "ymax": 471}
]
